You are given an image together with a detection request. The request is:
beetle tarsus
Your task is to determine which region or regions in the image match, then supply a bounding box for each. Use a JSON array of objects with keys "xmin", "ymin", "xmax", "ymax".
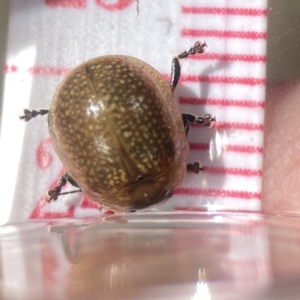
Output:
[
  {"xmin": 187, "ymin": 113, "xmax": 215, "ymax": 128},
  {"xmin": 177, "ymin": 41, "xmax": 207, "ymax": 59},
  {"xmin": 187, "ymin": 162, "xmax": 204, "ymax": 174},
  {"xmin": 182, "ymin": 113, "xmax": 215, "ymax": 135},
  {"xmin": 46, "ymin": 187, "xmax": 61, "ymax": 202},
  {"xmin": 197, "ymin": 114, "xmax": 216, "ymax": 128},
  {"xmin": 47, "ymin": 172, "xmax": 82, "ymax": 203},
  {"xmin": 19, "ymin": 108, "xmax": 49, "ymax": 122}
]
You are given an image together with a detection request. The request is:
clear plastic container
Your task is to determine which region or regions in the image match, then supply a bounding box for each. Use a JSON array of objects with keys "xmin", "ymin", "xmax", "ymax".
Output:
[
  {"xmin": 1, "ymin": 212, "xmax": 300, "ymax": 300},
  {"xmin": 1, "ymin": 1, "xmax": 300, "ymax": 299}
]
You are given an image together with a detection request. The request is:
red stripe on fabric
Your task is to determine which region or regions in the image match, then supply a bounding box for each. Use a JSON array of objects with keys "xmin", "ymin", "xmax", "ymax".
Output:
[
  {"xmin": 188, "ymin": 53, "xmax": 266, "ymax": 63},
  {"xmin": 189, "ymin": 143, "xmax": 263, "ymax": 154},
  {"xmin": 203, "ymin": 167, "xmax": 262, "ymax": 176},
  {"xmin": 181, "ymin": 29, "xmax": 267, "ymax": 40},
  {"xmin": 33, "ymin": 207, "xmax": 75, "ymax": 219},
  {"xmin": 28, "ymin": 66, "xmax": 71, "ymax": 75},
  {"xmin": 179, "ymin": 97, "xmax": 265, "ymax": 108},
  {"xmin": 175, "ymin": 188, "xmax": 261, "ymax": 199},
  {"xmin": 80, "ymin": 197, "xmax": 100, "ymax": 209},
  {"xmin": 46, "ymin": 0, "xmax": 86, "ymax": 8},
  {"xmin": 4, "ymin": 65, "xmax": 265, "ymax": 86},
  {"xmin": 4, "ymin": 65, "xmax": 18, "ymax": 73},
  {"xmin": 215, "ymin": 122, "xmax": 264, "ymax": 131},
  {"xmin": 181, "ymin": 75, "xmax": 266, "ymax": 86},
  {"xmin": 182, "ymin": 6, "xmax": 268, "ymax": 16},
  {"xmin": 190, "ymin": 122, "xmax": 264, "ymax": 131},
  {"xmin": 4, "ymin": 65, "xmax": 71, "ymax": 75},
  {"xmin": 7, "ymin": 54, "xmax": 267, "ymax": 77}
]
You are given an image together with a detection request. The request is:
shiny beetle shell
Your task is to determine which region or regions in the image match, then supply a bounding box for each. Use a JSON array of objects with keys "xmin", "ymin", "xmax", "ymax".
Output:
[{"xmin": 48, "ymin": 55, "xmax": 189, "ymax": 211}]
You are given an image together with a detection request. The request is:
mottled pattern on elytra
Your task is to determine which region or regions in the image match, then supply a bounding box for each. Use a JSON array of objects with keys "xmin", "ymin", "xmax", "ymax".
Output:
[{"xmin": 49, "ymin": 56, "xmax": 177, "ymax": 195}]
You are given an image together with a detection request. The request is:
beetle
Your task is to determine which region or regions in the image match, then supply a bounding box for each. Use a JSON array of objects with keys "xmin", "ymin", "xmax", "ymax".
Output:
[{"xmin": 20, "ymin": 41, "xmax": 215, "ymax": 211}]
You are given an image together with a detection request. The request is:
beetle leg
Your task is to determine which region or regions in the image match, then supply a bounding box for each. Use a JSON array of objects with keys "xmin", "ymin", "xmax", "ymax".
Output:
[
  {"xmin": 182, "ymin": 113, "xmax": 216, "ymax": 129},
  {"xmin": 170, "ymin": 41, "xmax": 207, "ymax": 92},
  {"xmin": 19, "ymin": 108, "xmax": 49, "ymax": 122},
  {"xmin": 182, "ymin": 114, "xmax": 190, "ymax": 135},
  {"xmin": 47, "ymin": 172, "xmax": 81, "ymax": 202},
  {"xmin": 187, "ymin": 161, "xmax": 204, "ymax": 174},
  {"xmin": 63, "ymin": 172, "xmax": 80, "ymax": 188},
  {"xmin": 170, "ymin": 57, "xmax": 181, "ymax": 93}
]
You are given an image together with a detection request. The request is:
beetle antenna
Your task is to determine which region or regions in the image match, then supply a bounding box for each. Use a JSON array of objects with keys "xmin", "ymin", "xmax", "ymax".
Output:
[{"xmin": 19, "ymin": 108, "xmax": 49, "ymax": 122}]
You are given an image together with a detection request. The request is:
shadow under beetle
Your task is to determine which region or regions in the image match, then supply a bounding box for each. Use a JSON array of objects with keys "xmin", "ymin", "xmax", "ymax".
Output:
[{"xmin": 21, "ymin": 41, "xmax": 215, "ymax": 212}]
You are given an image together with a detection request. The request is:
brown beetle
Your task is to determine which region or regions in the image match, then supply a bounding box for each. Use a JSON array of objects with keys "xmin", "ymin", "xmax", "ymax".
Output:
[{"xmin": 21, "ymin": 41, "xmax": 215, "ymax": 211}]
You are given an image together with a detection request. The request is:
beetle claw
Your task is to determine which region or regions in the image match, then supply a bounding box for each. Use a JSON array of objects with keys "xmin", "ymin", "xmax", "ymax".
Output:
[
  {"xmin": 194, "ymin": 41, "xmax": 207, "ymax": 54},
  {"xmin": 46, "ymin": 189, "xmax": 59, "ymax": 202},
  {"xmin": 187, "ymin": 161, "xmax": 204, "ymax": 174},
  {"xmin": 19, "ymin": 108, "xmax": 49, "ymax": 122},
  {"xmin": 19, "ymin": 109, "xmax": 33, "ymax": 122},
  {"xmin": 203, "ymin": 114, "xmax": 216, "ymax": 128}
]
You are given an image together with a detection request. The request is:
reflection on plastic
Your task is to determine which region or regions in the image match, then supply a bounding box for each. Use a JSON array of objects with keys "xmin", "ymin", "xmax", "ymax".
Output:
[
  {"xmin": 209, "ymin": 130, "xmax": 228, "ymax": 162},
  {"xmin": 1, "ymin": 213, "xmax": 300, "ymax": 299},
  {"xmin": 191, "ymin": 269, "xmax": 211, "ymax": 300}
]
